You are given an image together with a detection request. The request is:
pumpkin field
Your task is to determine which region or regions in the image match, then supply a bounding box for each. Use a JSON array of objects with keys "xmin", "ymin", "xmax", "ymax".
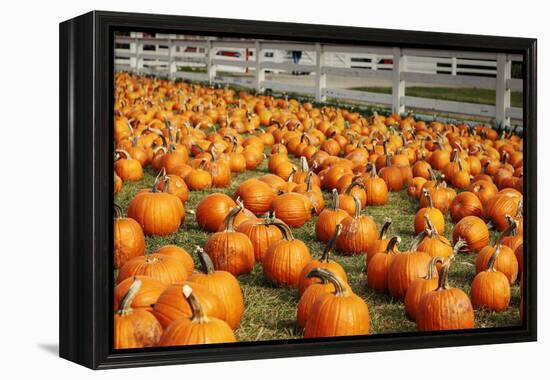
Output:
[{"xmin": 113, "ymin": 72, "xmax": 524, "ymax": 348}]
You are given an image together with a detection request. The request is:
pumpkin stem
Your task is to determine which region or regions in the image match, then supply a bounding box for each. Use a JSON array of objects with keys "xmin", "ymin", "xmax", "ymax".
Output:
[
  {"xmin": 379, "ymin": 218, "xmax": 392, "ymax": 239},
  {"xmin": 183, "ymin": 285, "xmax": 209, "ymax": 323},
  {"xmin": 426, "ymin": 256, "xmax": 443, "ymax": 279},
  {"xmin": 385, "ymin": 236, "xmax": 401, "ymax": 253},
  {"xmin": 435, "ymin": 259, "xmax": 452, "ymax": 291},
  {"xmin": 307, "ymin": 267, "xmax": 347, "ymax": 297},
  {"xmin": 151, "ymin": 168, "xmax": 166, "ymax": 193},
  {"xmin": 321, "ymin": 224, "xmax": 342, "ymax": 262},
  {"xmin": 344, "ymin": 180, "xmax": 365, "ymax": 195},
  {"xmin": 299, "ymin": 156, "xmax": 309, "ymax": 172},
  {"xmin": 117, "ymin": 277, "xmax": 142, "ymax": 316},
  {"xmin": 115, "ymin": 149, "xmax": 131, "ymax": 160},
  {"xmin": 195, "ymin": 246, "xmax": 216, "ymax": 275},
  {"xmin": 198, "ymin": 158, "xmax": 208, "ymax": 170},
  {"xmin": 409, "ymin": 231, "xmax": 427, "ymax": 252},
  {"xmin": 423, "ymin": 214, "xmax": 439, "ymax": 237},
  {"xmin": 305, "ymin": 171, "xmax": 314, "ymax": 192},
  {"xmin": 114, "ymin": 203, "xmax": 124, "ymax": 219},
  {"xmin": 515, "ymin": 199, "xmax": 523, "ymax": 220},
  {"xmin": 223, "ymin": 203, "xmax": 243, "ymax": 232},
  {"xmin": 330, "ymin": 188, "xmax": 340, "ymax": 210},
  {"xmin": 352, "ymin": 195, "xmax": 362, "ymax": 219},
  {"xmin": 428, "ymin": 167, "xmax": 438, "ymax": 182},
  {"xmin": 268, "ymin": 218, "xmax": 294, "ymax": 241},
  {"xmin": 422, "ymin": 188, "xmax": 435, "ymax": 209},
  {"xmin": 487, "ymin": 245, "xmax": 501, "ymax": 272},
  {"xmin": 369, "ymin": 163, "xmax": 378, "ymax": 178}
]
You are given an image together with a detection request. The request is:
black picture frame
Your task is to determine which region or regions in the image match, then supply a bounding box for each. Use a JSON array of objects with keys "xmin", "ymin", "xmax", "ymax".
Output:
[{"xmin": 59, "ymin": 10, "xmax": 537, "ymax": 370}]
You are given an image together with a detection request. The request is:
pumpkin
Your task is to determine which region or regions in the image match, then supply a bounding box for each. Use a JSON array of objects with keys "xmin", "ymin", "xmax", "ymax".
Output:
[
  {"xmin": 315, "ymin": 189, "xmax": 349, "ymax": 243},
  {"xmin": 263, "ymin": 218, "xmax": 312, "ymax": 287},
  {"xmin": 114, "ymin": 203, "xmax": 145, "ymax": 269},
  {"xmin": 476, "ymin": 243, "xmax": 518, "ymax": 284},
  {"xmin": 407, "ymin": 177, "xmax": 427, "ymax": 199},
  {"xmin": 411, "ymin": 214, "xmax": 456, "ymax": 263},
  {"xmin": 485, "ymin": 193, "xmax": 522, "ymax": 231},
  {"xmin": 155, "ymin": 245, "xmax": 195, "ymax": 277},
  {"xmin": 189, "ymin": 247, "xmax": 244, "ymax": 329},
  {"xmin": 114, "ymin": 149, "xmax": 144, "ymax": 181},
  {"xmin": 116, "ymin": 253, "xmax": 189, "ymax": 285},
  {"xmin": 184, "ymin": 159, "xmax": 212, "ymax": 190},
  {"xmin": 157, "ymin": 173, "xmax": 189, "ymax": 204},
  {"xmin": 296, "ymin": 268, "xmax": 345, "ymax": 329},
  {"xmin": 499, "ymin": 215, "xmax": 523, "ymax": 252},
  {"xmin": 469, "ymin": 180, "xmax": 498, "ymax": 205},
  {"xmin": 336, "ymin": 195, "xmax": 378, "ymax": 255},
  {"xmin": 236, "ymin": 211, "xmax": 284, "ymax": 262},
  {"xmin": 338, "ymin": 181, "xmax": 366, "ymax": 215},
  {"xmin": 114, "ymin": 171, "xmax": 123, "ymax": 193},
  {"xmin": 127, "ymin": 176, "xmax": 185, "ymax": 236},
  {"xmin": 362, "ymin": 164, "xmax": 389, "ymax": 205},
  {"xmin": 367, "ymin": 236, "xmax": 401, "ymax": 293},
  {"xmin": 205, "ymin": 149, "xmax": 232, "ymax": 188},
  {"xmin": 365, "ymin": 219, "xmax": 393, "ymax": 265},
  {"xmin": 196, "ymin": 193, "xmax": 236, "ymax": 232},
  {"xmin": 379, "ymin": 155, "xmax": 404, "ymax": 191},
  {"xmin": 452, "ymin": 215, "xmax": 490, "ymax": 253},
  {"xmin": 271, "ymin": 192, "xmax": 313, "ymax": 227},
  {"xmin": 387, "ymin": 248, "xmax": 432, "ymax": 300},
  {"xmin": 159, "ymin": 285, "xmax": 236, "ymax": 346},
  {"xmin": 414, "ymin": 188, "xmax": 445, "ymax": 235},
  {"xmin": 404, "ymin": 256, "xmax": 443, "ymax": 321},
  {"xmin": 293, "ymin": 171, "xmax": 325, "ymax": 215},
  {"xmin": 304, "ymin": 268, "xmax": 370, "ymax": 337},
  {"xmin": 449, "ymin": 191, "xmax": 483, "ymax": 222},
  {"xmin": 204, "ymin": 203, "xmax": 255, "ymax": 276},
  {"xmin": 114, "ymin": 278, "xmax": 163, "ymax": 349},
  {"xmin": 471, "ymin": 246, "xmax": 511, "ymax": 311},
  {"xmin": 114, "ymin": 275, "xmax": 166, "ymax": 312},
  {"xmin": 298, "ymin": 224, "xmax": 348, "ymax": 294},
  {"xmin": 152, "ymin": 282, "xmax": 227, "ymax": 328},
  {"xmin": 234, "ymin": 178, "xmax": 276, "ymax": 216},
  {"xmin": 416, "ymin": 260, "xmax": 475, "ymax": 331}
]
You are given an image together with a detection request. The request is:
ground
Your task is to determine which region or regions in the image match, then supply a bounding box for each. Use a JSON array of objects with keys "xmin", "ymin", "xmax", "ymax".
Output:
[{"xmin": 114, "ymin": 147, "xmax": 521, "ymax": 342}]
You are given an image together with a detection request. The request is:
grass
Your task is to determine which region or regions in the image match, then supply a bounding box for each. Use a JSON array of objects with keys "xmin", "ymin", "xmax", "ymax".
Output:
[
  {"xmin": 351, "ymin": 86, "xmax": 523, "ymax": 108},
  {"xmin": 114, "ymin": 147, "xmax": 521, "ymax": 342}
]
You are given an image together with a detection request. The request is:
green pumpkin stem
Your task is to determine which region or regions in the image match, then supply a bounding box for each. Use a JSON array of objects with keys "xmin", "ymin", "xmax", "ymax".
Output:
[
  {"xmin": 299, "ymin": 156, "xmax": 309, "ymax": 172},
  {"xmin": 268, "ymin": 218, "xmax": 294, "ymax": 241},
  {"xmin": 321, "ymin": 224, "xmax": 342, "ymax": 262},
  {"xmin": 115, "ymin": 149, "xmax": 131, "ymax": 160},
  {"xmin": 487, "ymin": 245, "xmax": 501, "ymax": 272},
  {"xmin": 117, "ymin": 277, "xmax": 142, "ymax": 316},
  {"xmin": 422, "ymin": 188, "xmax": 435, "ymax": 209},
  {"xmin": 436, "ymin": 259, "xmax": 452, "ymax": 291},
  {"xmin": 330, "ymin": 189, "xmax": 340, "ymax": 210},
  {"xmin": 114, "ymin": 203, "xmax": 125, "ymax": 219},
  {"xmin": 352, "ymin": 195, "xmax": 362, "ymax": 219},
  {"xmin": 222, "ymin": 203, "xmax": 243, "ymax": 232},
  {"xmin": 385, "ymin": 236, "xmax": 401, "ymax": 254},
  {"xmin": 183, "ymin": 285, "xmax": 209, "ymax": 323},
  {"xmin": 426, "ymin": 256, "xmax": 443, "ymax": 279},
  {"xmin": 344, "ymin": 180, "xmax": 365, "ymax": 195},
  {"xmin": 195, "ymin": 246, "xmax": 216, "ymax": 275},
  {"xmin": 306, "ymin": 268, "xmax": 346, "ymax": 297},
  {"xmin": 379, "ymin": 218, "xmax": 392, "ymax": 239}
]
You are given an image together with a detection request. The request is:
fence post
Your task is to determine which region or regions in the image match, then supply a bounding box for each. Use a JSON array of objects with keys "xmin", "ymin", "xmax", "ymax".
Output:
[
  {"xmin": 451, "ymin": 56, "xmax": 457, "ymax": 75},
  {"xmin": 168, "ymin": 38, "xmax": 175, "ymax": 79},
  {"xmin": 135, "ymin": 37, "xmax": 142, "ymax": 74},
  {"xmin": 315, "ymin": 43, "xmax": 327, "ymax": 103},
  {"xmin": 207, "ymin": 39, "xmax": 216, "ymax": 85},
  {"xmin": 392, "ymin": 47, "xmax": 405, "ymax": 114},
  {"xmin": 255, "ymin": 41, "xmax": 264, "ymax": 93},
  {"xmin": 371, "ymin": 54, "xmax": 378, "ymax": 70},
  {"xmin": 496, "ymin": 53, "xmax": 511, "ymax": 128}
]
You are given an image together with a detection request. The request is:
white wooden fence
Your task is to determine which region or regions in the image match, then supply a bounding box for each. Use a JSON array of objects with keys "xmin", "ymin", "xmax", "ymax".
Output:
[{"xmin": 114, "ymin": 35, "xmax": 523, "ymax": 126}]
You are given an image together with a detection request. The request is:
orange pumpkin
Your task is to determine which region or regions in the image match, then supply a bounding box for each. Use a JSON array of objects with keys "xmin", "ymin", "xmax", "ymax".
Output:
[{"xmin": 114, "ymin": 203, "xmax": 145, "ymax": 269}]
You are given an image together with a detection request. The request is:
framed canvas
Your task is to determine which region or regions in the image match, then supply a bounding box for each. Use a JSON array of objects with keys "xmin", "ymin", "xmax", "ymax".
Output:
[{"xmin": 59, "ymin": 10, "xmax": 537, "ymax": 369}]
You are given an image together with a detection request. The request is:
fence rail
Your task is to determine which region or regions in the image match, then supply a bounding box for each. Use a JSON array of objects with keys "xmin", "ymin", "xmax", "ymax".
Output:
[{"xmin": 114, "ymin": 35, "xmax": 523, "ymax": 126}]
